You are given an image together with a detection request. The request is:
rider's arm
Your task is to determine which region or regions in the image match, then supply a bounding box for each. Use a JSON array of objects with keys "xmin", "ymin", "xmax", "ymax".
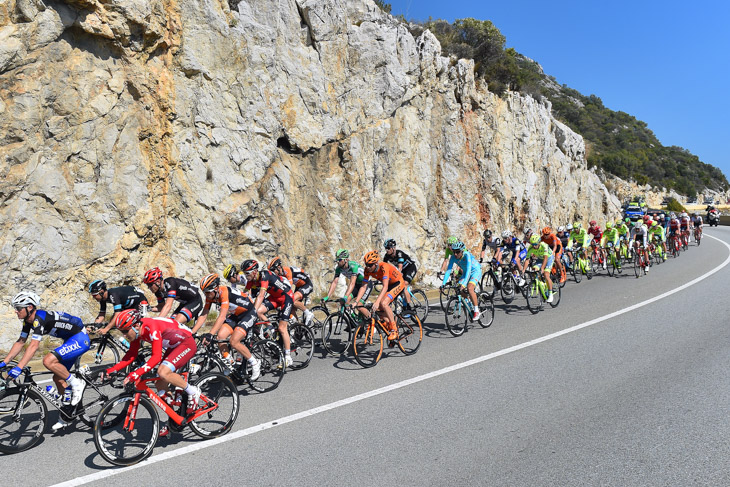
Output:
[
  {"xmin": 326, "ymin": 277, "xmax": 338, "ymax": 299},
  {"xmin": 192, "ymin": 302, "xmax": 211, "ymax": 334},
  {"xmin": 128, "ymin": 337, "xmax": 163, "ymax": 381},
  {"xmin": 157, "ymin": 297, "xmax": 175, "ymax": 318},
  {"xmin": 343, "ymin": 276, "xmax": 358, "ymax": 302},
  {"xmin": 441, "ymin": 257, "xmax": 455, "ymax": 286},
  {"xmin": 106, "ymin": 339, "xmax": 142, "ymax": 375},
  {"xmin": 1, "ymin": 338, "xmax": 28, "ymax": 365},
  {"xmin": 95, "ymin": 301, "xmax": 107, "ymax": 323},
  {"xmin": 372, "ymin": 276, "xmax": 389, "ymax": 308},
  {"xmin": 209, "ymin": 301, "xmax": 229, "ymax": 336}
]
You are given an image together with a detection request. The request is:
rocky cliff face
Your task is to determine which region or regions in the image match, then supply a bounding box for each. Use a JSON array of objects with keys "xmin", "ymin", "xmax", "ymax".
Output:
[{"xmin": 0, "ymin": 0, "xmax": 619, "ymax": 348}]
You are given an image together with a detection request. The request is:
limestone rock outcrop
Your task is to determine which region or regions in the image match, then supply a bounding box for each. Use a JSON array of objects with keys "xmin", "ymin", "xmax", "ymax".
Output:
[{"xmin": 0, "ymin": 0, "xmax": 620, "ymax": 349}]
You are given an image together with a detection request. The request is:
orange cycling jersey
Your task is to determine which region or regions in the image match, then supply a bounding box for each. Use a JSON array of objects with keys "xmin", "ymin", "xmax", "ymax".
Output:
[
  {"xmin": 203, "ymin": 285, "xmax": 255, "ymax": 317},
  {"xmin": 280, "ymin": 266, "xmax": 308, "ymax": 288},
  {"xmin": 364, "ymin": 261, "xmax": 403, "ymax": 285},
  {"xmin": 541, "ymin": 233, "xmax": 563, "ymax": 254}
]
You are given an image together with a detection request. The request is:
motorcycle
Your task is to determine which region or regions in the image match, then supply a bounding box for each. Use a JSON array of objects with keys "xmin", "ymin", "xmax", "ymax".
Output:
[{"xmin": 707, "ymin": 209, "xmax": 720, "ymax": 227}]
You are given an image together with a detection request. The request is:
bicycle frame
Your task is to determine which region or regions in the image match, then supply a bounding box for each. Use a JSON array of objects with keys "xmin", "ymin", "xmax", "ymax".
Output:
[{"xmin": 127, "ymin": 374, "xmax": 217, "ymax": 428}]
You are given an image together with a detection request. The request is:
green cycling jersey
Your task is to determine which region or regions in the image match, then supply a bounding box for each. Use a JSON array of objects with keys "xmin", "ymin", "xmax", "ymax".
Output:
[
  {"xmin": 601, "ymin": 228, "xmax": 620, "ymax": 246},
  {"xmin": 526, "ymin": 241, "xmax": 553, "ymax": 259},
  {"xmin": 567, "ymin": 228, "xmax": 590, "ymax": 248}
]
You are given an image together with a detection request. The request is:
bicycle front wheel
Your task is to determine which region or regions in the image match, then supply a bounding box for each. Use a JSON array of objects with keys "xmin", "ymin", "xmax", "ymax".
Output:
[
  {"xmin": 352, "ymin": 323, "xmax": 383, "ymax": 368},
  {"xmin": 477, "ymin": 293, "xmax": 495, "ymax": 328},
  {"xmin": 634, "ymin": 254, "xmax": 641, "ymax": 278},
  {"xmin": 549, "ymin": 279, "xmax": 561, "ymax": 308},
  {"xmin": 500, "ymin": 275, "xmax": 516, "ymax": 303},
  {"xmin": 288, "ymin": 323, "xmax": 314, "ymax": 369},
  {"xmin": 480, "ymin": 271, "xmax": 496, "ymax": 298},
  {"xmin": 189, "ymin": 373, "xmax": 239, "ymax": 439},
  {"xmin": 444, "ymin": 296, "xmax": 468, "ymax": 337},
  {"xmin": 80, "ymin": 337, "xmax": 122, "ymax": 376},
  {"xmin": 321, "ymin": 312, "xmax": 353, "ymax": 356},
  {"xmin": 248, "ymin": 339, "xmax": 285, "ymax": 393},
  {"xmin": 525, "ymin": 275, "xmax": 543, "ymax": 314},
  {"xmin": 396, "ymin": 314, "xmax": 422, "ymax": 355},
  {"xmin": 94, "ymin": 394, "xmax": 159, "ymax": 466},
  {"xmin": 0, "ymin": 387, "xmax": 47, "ymax": 454},
  {"xmin": 439, "ymin": 286, "xmax": 454, "ymax": 311},
  {"xmin": 409, "ymin": 288, "xmax": 430, "ymax": 324}
]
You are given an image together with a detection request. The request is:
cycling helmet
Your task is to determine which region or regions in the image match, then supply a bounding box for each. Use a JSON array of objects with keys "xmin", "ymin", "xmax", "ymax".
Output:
[
  {"xmin": 624, "ymin": 217, "xmax": 631, "ymax": 223},
  {"xmin": 557, "ymin": 226, "xmax": 565, "ymax": 233},
  {"xmin": 268, "ymin": 256, "xmax": 283, "ymax": 270},
  {"xmin": 573, "ymin": 222, "xmax": 582, "ymax": 230},
  {"xmin": 223, "ymin": 264, "xmax": 237, "ymax": 280},
  {"xmin": 115, "ymin": 309, "xmax": 140, "ymax": 332},
  {"xmin": 241, "ymin": 259, "xmax": 259, "ymax": 273},
  {"xmin": 451, "ymin": 241, "xmax": 465, "ymax": 251},
  {"xmin": 384, "ymin": 238, "xmax": 396, "ymax": 249},
  {"xmin": 541, "ymin": 227, "xmax": 552, "ymax": 236},
  {"xmin": 589, "ymin": 220, "xmax": 597, "ymax": 226},
  {"xmin": 11, "ymin": 291, "xmax": 40, "ymax": 309},
  {"xmin": 634, "ymin": 220, "xmax": 643, "ymax": 228},
  {"xmin": 446, "ymin": 236, "xmax": 458, "ymax": 246},
  {"xmin": 524, "ymin": 228, "xmax": 533, "ymax": 235},
  {"xmin": 363, "ymin": 250, "xmax": 379, "ymax": 265},
  {"xmin": 88, "ymin": 279, "xmax": 107, "ymax": 295},
  {"xmin": 483, "ymin": 229, "xmax": 493, "ymax": 240},
  {"xmin": 643, "ymin": 214, "xmax": 651, "ymax": 222},
  {"xmin": 143, "ymin": 267, "xmax": 163, "ymax": 284},
  {"xmin": 566, "ymin": 224, "xmax": 573, "ymax": 231},
  {"xmin": 529, "ymin": 235, "xmax": 540, "ymax": 245},
  {"xmin": 335, "ymin": 249, "xmax": 349, "ymax": 261},
  {"xmin": 692, "ymin": 212, "xmax": 698, "ymax": 217},
  {"xmin": 670, "ymin": 212, "xmax": 676, "ymax": 219},
  {"xmin": 681, "ymin": 212, "xmax": 688, "ymax": 218},
  {"xmin": 501, "ymin": 230, "xmax": 512, "ymax": 239},
  {"xmin": 651, "ymin": 221, "xmax": 658, "ymax": 227},
  {"xmin": 199, "ymin": 273, "xmax": 220, "ymax": 292},
  {"xmin": 605, "ymin": 221, "xmax": 613, "ymax": 229},
  {"xmin": 493, "ymin": 237, "xmax": 502, "ymax": 247}
]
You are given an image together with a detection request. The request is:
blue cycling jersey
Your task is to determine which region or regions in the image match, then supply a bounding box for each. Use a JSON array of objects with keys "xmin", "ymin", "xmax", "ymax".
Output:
[
  {"xmin": 442, "ymin": 250, "xmax": 481, "ymax": 287},
  {"xmin": 20, "ymin": 310, "xmax": 85, "ymax": 341}
]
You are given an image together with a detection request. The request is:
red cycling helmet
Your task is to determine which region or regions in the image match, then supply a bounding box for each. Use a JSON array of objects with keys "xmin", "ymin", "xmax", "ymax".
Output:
[
  {"xmin": 115, "ymin": 309, "xmax": 141, "ymax": 332},
  {"xmin": 589, "ymin": 220, "xmax": 597, "ymax": 226},
  {"xmin": 143, "ymin": 267, "xmax": 163, "ymax": 284}
]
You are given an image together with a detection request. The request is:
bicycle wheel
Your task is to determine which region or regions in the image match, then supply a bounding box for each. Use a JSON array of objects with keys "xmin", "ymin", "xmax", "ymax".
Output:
[
  {"xmin": 288, "ymin": 323, "xmax": 314, "ymax": 369},
  {"xmin": 189, "ymin": 349, "xmax": 225, "ymax": 383},
  {"xmin": 77, "ymin": 378, "xmax": 112, "ymax": 428},
  {"xmin": 247, "ymin": 339, "xmax": 285, "ymax": 393},
  {"xmin": 500, "ymin": 275, "xmax": 516, "ymax": 303},
  {"xmin": 409, "ymin": 288, "xmax": 430, "ymax": 324},
  {"xmin": 81, "ymin": 337, "xmax": 122, "ymax": 374},
  {"xmin": 672, "ymin": 239, "xmax": 680, "ymax": 258},
  {"xmin": 634, "ymin": 254, "xmax": 641, "ymax": 278},
  {"xmin": 308, "ymin": 305, "xmax": 329, "ymax": 332},
  {"xmin": 189, "ymin": 373, "xmax": 239, "ymax": 439},
  {"xmin": 0, "ymin": 387, "xmax": 47, "ymax": 454},
  {"xmin": 439, "ymin": 286, "xmax": 454, "ymax": 311},
  {"xmin": 549, "ymin": 279, "xmax": 561, "ymax": 308},
  {"xmin": 525, "ymin": 275, "xmax": 543, "ymax": 314},
  {"xmin": 321, "ymin": 312, "xmax": 353, "ymax": 356},
  {"xmin": 480, "ymin": 271, "xmax": 496, "ymax": 299},
  {"xmin": 570, "ymin": 259, "xmax": 581, "ymax": 283},
  {"xmin": 477, "ymin": 292, "xmax": 495, "ymax": 328},
  {"xmin": 590, "ymin": 252, "xmax": 601, "ymax": 274},
  {"xmin": 396, "ymin": 314, "xmax": 422, "ymax": 355},
  {"xmin": 94, "ymin": 394, "xmax": 159, "ymax": 466},
  {"xmin": 352, "ymin": 322, "xmax": 383, "ymax": 368},
  {"xmin": 444, "ymin": 296, "xmax": 468, "ymax": 337}
]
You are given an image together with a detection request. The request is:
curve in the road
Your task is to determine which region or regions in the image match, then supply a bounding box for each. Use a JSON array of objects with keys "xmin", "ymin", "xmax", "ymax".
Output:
[{"xmin": 49, "ymin": 234, "xmax": 730, "ymax": 487}]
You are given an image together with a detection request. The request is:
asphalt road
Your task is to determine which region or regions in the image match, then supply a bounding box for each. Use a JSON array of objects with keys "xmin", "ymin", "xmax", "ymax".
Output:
[{"xmin": 4, "ymin": 229, "xmax": 730, "ymax": 487}]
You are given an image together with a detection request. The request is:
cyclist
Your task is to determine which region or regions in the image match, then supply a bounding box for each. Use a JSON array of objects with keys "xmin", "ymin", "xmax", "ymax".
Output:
[
  {"xmin": 268, "ymin": 257, "xmax": 315, "ymax": 326},
  {"xmin": 494, "ymin": 230, "xmax": 527, "ymax": 286},
  {"xmin": 526, "ymin": 235, "xmax": 554, "ymax": 303},
  {"xmin": 679, "ymin": 212, "xmax": 691, "ymax": 245},
  {"xmin": 143, "ymin": 267, "xmax": 203, "ymax": 325},
  {"xmin": 323, "ymin": 249, "xmax": 374, "ymax": 320},
  {"xmin": 648, "ymin": 220, "xmax": 667, "ymax": 260},
  {"xmin": 383, "ymin": 239, "xmax": 418, "ymax": 310},
  {"xmin": 103, "ymin": 310, "xmax": 199, "ymax": 437},
  {"xmin": 2, "ymin": 292, "xmax": 90, "ymax": 430},
  {"xmin": 523, "ymin": 228, "xmax": 534, "ymax": 244},
  {"xmin": 690, "ymin": 212, "xmax": 703, "ymax": 241},
  {"xmin": 241, "ymin": 259, "xmax": 294, "ymax": 368},
  {"xmin": 540, "ymin": 226, "xmax": 564, "ymax": 283},
  {"xmin": 193, "ymin": 274, "xmax": 261, "ymax": 381},
  {"xmin": 630, "ymin": 220, "xmax": 650, "ymax": 272},
  {"xmin": 223, "ymin": 264, "xmax": 246, "ymax": 292},
  {"xmin": 88, "ymin": 279, "xmax": 149, "ymax": 335},
  {"xmin": 441, "ymin": 241, "xmax": 482, "ymax": 320},
  {"xmin": 479, "ymin": 229, "xmax": 500, "ymax": 263},
  {"xmin": 667, "ymin": 213, "xmax": 681, "ymax": 249},
  {"xmin": 567, "ymin": 222, "xmax": 591, "ymax": 274},
  {"xmin": 601, "ymin": 221, "xmax": 621, "ymax": 270},
  {"xmin": 359, "ymin": 250, "xmax": 405, "ymax": 340},
  {"xmin": 440, "ymin": 236, "xmax": 463, "ymax": 283},
  {"xmin": 587, "ymin": 220, "xmax": 606, "ymax": 270}
]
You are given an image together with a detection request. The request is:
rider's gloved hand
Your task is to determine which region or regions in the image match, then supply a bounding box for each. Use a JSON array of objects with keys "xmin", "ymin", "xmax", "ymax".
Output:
[
  {"xmin": 337, "ymin": 297, "xmax": 347, "ymax": 304},
  {"xmin": 479, "ymin": 258, "xmax": 483, "ymax": 263},
  {"xmin": 201, "ymin": 333, "xmax": 214, "ymax": 345},
  {"xmin": 8, "ymin": 366, "xmax": 22, "ymax": 379},
  {"xmin": 0, "ymin": 361, "xmax": 6, "ymax": 369},
  {"xmin": 491, "ymin": 258, "xmax": 498, "ymax": 266},
  {"xmin": 321, "ymin": 296, "xmax": 329, "ymax": 303}
]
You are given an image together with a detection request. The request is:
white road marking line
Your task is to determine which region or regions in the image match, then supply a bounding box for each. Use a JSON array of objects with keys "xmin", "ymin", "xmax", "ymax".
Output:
[{"xmin": 49, "ymin": 235, "xmax": 730, "ymax": 487}]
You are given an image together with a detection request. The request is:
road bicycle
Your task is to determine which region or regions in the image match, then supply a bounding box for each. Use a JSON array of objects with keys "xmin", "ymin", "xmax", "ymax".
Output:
[
  {"xmin": 263, "ymin": 317, "xmax": 314, "ymax": 370},
  {"xmin": 352, "ymin": 311, "xmax": 423, "ymax": 368},
  {"xmin": 550, "ymin": 252, "xmax": 567, "ymax": 287},
  {"xmin": 668, "ymin": 232, "xmax": 682, "ymax": 258},
  {"xmin": 479, "ymin": 260, "xmax": 502, "ymax": 298},
  {"xmin": 438, "ymin": 270, "xmax": 462, "ymax": 310},
  {"xmin": 524, "ymin": 260, "xmax": 561, "ymax": 314},
  {"xmin": 648, "ymin": 236, "xmax": 665, "ymax": 265},
  {"xmin": 693, "ymin": 226, "xmax": 702, "ymax": 246},
  {"xmin": 632, "ymin": 242, "xmax": 649, "ymax": 278},
  {"xmin": 443, "ymin": 287, "xmax": 495, "ymax": 337},
  {"xmin": 93, "ymin": 370, "xmax": 238, "ymax": 465},
  {"xmin": 680, "ymin": 229, "xmax": 690, "ymax": 251},
  {"xmin": 566, "ymin": 247, "xmax": 592, "ymax": 281},
  {"xmin": 320, "ymin": 302, "xmax": 368, "ymax": 356},
  {"xmin": 0, "ymin": 365, "xmax": 110, "ymax": 454},
  {"xmin": 190, "ymin": 331, "xmax": 285, "ymax": 393},
  {"xmin": 589, "ymin": 242, "xmax": 606, "ymax": 275},
  {"xmin": 604, "ymin": 242, "xmax": 622, "ymax": 276},
  {"xmin": 499, "ymin": 260, "xmax": 528, "ymax": 303},
  {"xmin": 392, "ymin": 284, "xmax": 429, "ymax": 324}
]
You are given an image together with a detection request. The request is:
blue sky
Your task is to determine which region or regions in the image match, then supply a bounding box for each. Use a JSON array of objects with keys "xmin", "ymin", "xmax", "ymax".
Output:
[{"xmin": 386, "ymin": 0, "xmax": 730, "ymax": 179}]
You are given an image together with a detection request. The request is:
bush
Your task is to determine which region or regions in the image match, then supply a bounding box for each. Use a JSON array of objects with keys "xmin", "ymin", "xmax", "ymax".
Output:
[{"xmin": 665, "ymin": 198, "xmax": 686, "ymax": 213}]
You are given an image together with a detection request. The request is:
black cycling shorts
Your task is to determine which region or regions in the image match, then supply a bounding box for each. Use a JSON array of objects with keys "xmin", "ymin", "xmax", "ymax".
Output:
[
  {"xmin": 401, "ymin": 264, "xmax": 417, "ymax": 283},
  {"xmin": 173, "ymin": 296, "xmax": 203, "ymax": 321}
]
